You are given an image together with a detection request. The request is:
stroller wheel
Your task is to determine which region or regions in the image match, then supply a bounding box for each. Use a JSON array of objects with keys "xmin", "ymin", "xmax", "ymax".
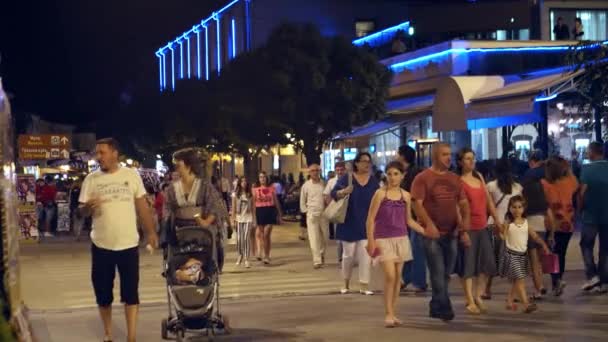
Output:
[
  {"xmin": 221, "ymin": 314, "xmax": 232, "ymax": 335},
  {"xmin": 176, "ymin": 328, "xmax": 186, "ymax": 342},
  {"xmin": 161, "ymin": 319, "xmax": 169, "ymax": 340}
]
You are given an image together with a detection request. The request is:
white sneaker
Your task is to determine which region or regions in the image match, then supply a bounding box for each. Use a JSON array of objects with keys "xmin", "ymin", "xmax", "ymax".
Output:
[
  {"xmin": 581, "ymin": 276, "xmax": 600, "ymax": 291},
  {"xmin": 340, "ymin": 288, "xmax": 350, "ymax": 294},
  {"xmin": 235, "ymin": 256, "xmax": 243, "ymax": 266},
  {"xmin": 360, "ymin": 289, "xmax": 374, "ymax": 296},
  {"xmin": 244, "ymin": 260, "xmax": 251, "ymax": 268}
]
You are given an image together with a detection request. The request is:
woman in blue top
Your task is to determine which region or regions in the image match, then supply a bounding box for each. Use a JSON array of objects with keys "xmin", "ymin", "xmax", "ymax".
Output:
[{"xmin": 332, "ymin": 152, "xmax": 380, "ymax": 295}]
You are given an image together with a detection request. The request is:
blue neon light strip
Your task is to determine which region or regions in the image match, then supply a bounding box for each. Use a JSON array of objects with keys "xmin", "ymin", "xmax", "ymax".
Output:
[
  {"xmin": 216, "ymin": 14, "xmax": 221, "ymax": 73},
  {"xmin": 157, "ymin": 55, "xmax": 163, "ymax": 90},
  {"xmin": 178, "ymin": 40, "xmax": 184, "ymax": 79},
  {"xmin": 195, "ymin": 29, "xmax": 201, "ymax": 79},
  {"xmin": 186, "ymin": 35, "xmax": 191, "ymax": 78},
  {"xmin": 204, "ymin": 25, "xmax": 210, "ymax": 80},
  {"xmin": 231, "ymin": 18, "xmax": 236, "ymax": 58},
  {"xmin": 157, "ymin": 0, "xmax": 240, "ymax": 55},
  {"xmin": 169, "ymin": 46, "xmax": 175, "ymax": 91},
  {"xmin": 389, "ymin": 43, "xmax": 608, "ymax": 72},
  {"xmin": 353, "ymin": 21, "xmax": 410, "ymax": 46},
  {"xmin": 162, "ymin": 53, "xmax": 166, "ymax": 90},
  {"xmin": 535, "ymin": 93, "xmax": 558, "ymax": 102}
]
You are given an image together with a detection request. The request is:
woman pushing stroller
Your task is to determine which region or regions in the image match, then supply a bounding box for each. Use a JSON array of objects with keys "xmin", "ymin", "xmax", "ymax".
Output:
[{"xmin": 162, "ymin": 148, "xmax": 228, "ymax": 269}]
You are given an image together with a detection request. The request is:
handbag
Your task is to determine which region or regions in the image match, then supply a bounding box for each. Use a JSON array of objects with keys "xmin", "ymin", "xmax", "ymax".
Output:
[
  {"xmin": 323, "ymin": 173, "xmax": 352, "ymax": 224},
  {"xmin": 541, "ymin": 253, "xmax": 560, "ymax": 274}
]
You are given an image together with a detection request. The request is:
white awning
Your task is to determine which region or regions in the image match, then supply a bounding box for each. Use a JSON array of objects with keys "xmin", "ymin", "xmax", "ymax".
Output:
[
  {"xmin": 432, "ymin": 76, "xmax": 505, "ymax": 131},
  {"xmin": 432, "ymin": 70, "xmax": 582, "ymax": 131}
]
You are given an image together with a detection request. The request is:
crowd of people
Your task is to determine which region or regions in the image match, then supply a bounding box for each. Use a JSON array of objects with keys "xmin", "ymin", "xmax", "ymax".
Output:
[{"xmin": 77, "ymin": 137, "xmax": 608, "ymax": 341}]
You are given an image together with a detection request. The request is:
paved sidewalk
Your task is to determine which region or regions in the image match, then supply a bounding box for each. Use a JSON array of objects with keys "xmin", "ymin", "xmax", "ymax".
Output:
[
  {"xmin": 30, "ymin": 288, "xmax": 608, "ymax": 342},
  {"xmin": 20, "ymin": 223, "xmax": 377, "ymax": 310}
]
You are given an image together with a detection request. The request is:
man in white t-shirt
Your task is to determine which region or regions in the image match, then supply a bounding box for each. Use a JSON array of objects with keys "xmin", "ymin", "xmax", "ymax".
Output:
[
  {"xmin": 323, "ymin": 161, "xmax": 346, "ymax": 264},
  {"xmin": 301, "ymin": 163, "xmax": 328, "ymax": 268},
  {"xmin": 79, "ymin": 138, "xmax": 159, "ymax": 342}
]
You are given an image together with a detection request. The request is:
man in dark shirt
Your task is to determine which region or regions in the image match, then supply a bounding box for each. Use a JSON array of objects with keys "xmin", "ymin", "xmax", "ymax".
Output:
[
  {"xmin": 411, "ymin": 142, "xmax": 470, "ymax": 321},
  {"xmin": 578, "ymin": 142, "xmax": 608, "ymax": 293},
  {"xmin": 397, "ymin": 145, "xmax": 427, "ymax": 292},
  {"xmin": 553, "ymin": 17, "xmax": 570, "ymax": 40}
]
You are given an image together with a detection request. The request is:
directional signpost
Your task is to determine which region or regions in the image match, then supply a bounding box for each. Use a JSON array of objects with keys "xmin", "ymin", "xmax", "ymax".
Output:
[{"xmin": 18, "ymin": 134, "xmax": 71, "ymax": 160}]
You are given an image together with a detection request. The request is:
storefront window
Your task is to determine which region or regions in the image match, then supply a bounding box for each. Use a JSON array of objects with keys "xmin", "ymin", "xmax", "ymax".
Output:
[
  {"xmin": 551, "ymin": 9, "xmax": 608, "ymax": 41},
  {"xmin": 577, "ymin": 10, "xmax": 608, "ymax": 41}
]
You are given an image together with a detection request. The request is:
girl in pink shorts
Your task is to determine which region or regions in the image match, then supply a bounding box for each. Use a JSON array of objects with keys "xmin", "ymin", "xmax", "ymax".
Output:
[{"xmin": 366, "ymin": 161, "xmax": 432, "ymax": 327}]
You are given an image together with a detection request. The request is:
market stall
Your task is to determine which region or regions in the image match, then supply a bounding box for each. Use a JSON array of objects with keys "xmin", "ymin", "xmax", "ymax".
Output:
[{"xmin": 1, "ymin": 78, "xmax": 34, "ymax": 341}]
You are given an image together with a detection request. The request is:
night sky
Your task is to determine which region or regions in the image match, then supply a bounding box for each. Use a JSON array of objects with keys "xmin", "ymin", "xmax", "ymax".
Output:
[{"xmin": 0, "ymin": 0, "xmax": 224, "ymax": 126}]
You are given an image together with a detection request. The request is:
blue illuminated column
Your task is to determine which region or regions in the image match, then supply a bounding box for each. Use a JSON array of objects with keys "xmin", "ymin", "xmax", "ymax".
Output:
[
  {"xmin": 231, "ymin": 18, "xmax": 236, "ymax": 58},
  {"xmin": 195, "ymin": 27, "xmax": 201, "ymax": 79},
  {"xmin": 178, "ymin": 39, "xmax": 184, "ymax": 79},
  {"xmin": 169, "ymin": 45, "xmax": 176, "ymax": 91},
  {"xmin": 245, "ymin": 0, "xmax": 251, "ymax": 51},
  {"xmin": 162, "ymin": 52, "xmax": 167, "ymax": 91},
  {"xmin": 185, "ymin": 35, "xmax": 191, "ymax": 79},
  {"xmin": 203, "ymin": 24, "xmax": 210, "ymax": 80},
  {"xmin": 156, "ymin": 52, "xmax": 163, "ymax": 91},
  {"xmin": 214, "ymin": 12, "xmax": 221, "ymax": 74}
]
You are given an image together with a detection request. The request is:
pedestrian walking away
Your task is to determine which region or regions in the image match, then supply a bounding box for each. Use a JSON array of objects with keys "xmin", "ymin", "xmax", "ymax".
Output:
[
  {"xmin": 79, "ymin": 138, "xmax": 160, "ymax": 342},
  {"xmin": 331, "ymin": 153, "xmax": 380, "ymax": 295},
  {"xmin": 499, "ymin": 196, "xmax": 551, "ymax": 313},
  {"xmin": 410, "ymin": 142, "xmax": 471, "ymax": 322},
  {"xmin": 232, "ymin": 177, "xmax": 255, "ymax": 268},
  {"xmin": 522, "ymin": 150, "xmax": 554, "ymax": 299},
  {"xmin": 578, "ymin": 142, "xmax": 608, "ymax": 294},
  {"xmin": 300, "ymin": 164, "xmax": 329, "ymax": 269},
  {"xmin": 366, "ymin": 161, "xmax": 432, "ymax": 328},
  {"xmin": 541, "ymin": 156, "xmax": 579, "ymax": 297}
]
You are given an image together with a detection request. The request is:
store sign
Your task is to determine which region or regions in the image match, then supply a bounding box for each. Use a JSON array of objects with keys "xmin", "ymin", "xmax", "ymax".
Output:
[{"xmin": 18, "ymin": 134, "xmax": 71, "ymax": 160}]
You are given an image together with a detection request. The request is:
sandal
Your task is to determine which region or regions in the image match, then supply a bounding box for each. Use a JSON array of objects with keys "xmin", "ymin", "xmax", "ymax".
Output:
[
  {"xmin": 505, "ymin": 301, "xmax": 517, "ymax": 311},
  {"xmin": 393, "ymin": 317, "xmax": 403, "ymax": 326},
  {"xmin": 523, "ymin": 303, "xmax": 538, "ymax": 313},
  {"xmin": 475, "ymin": 299, "xmax": 488, "ymax": 313},
  {"xmin": 384, "ymin": 319, "xmax": 396, "ymax": 328},
  {"xmin": 480, "ymin": 294, "xmax": 492, "ymax": 300},
  {"xmin": 465, "ymin": 304, "xmax": 481, "ymax": 315}
]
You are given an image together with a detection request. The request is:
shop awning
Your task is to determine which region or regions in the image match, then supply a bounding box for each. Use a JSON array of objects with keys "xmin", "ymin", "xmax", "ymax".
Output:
[
  {"xmin": 334, "ymin": 118, "xmax": 402, "ymax": 140},
  {"xmin": 387, "ymin": 94, "xmax": 434, "ymax": 115},
  {"xmin": 433, "ymin": 70, "xmax": 583, "ymax": 131}
]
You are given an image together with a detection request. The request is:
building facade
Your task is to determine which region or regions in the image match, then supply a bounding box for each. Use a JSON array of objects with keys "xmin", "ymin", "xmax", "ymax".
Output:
[{"xmin": 155, "ymin": 0, "xmax": 608, "ymax": 176}]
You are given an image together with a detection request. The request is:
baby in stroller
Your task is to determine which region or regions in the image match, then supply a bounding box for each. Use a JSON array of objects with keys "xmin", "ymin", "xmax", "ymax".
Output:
[{"xmin": 161, "ymin": 226, "xmax": 230, "ymax": 341}]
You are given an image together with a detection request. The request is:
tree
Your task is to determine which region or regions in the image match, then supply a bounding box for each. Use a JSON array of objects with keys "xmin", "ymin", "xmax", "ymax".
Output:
[
  {"xmin": 568, "ymin": 41, "xmax": 608, "ymax": 142},
  {"xmin": 261, "ymin": 23, "xmax": 393, "ymax": 164}
]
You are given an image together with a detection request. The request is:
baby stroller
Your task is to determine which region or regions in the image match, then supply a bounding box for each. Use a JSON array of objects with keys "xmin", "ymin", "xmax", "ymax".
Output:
[{"xmin": 161, "ymin": 226, "xmax": 230, "ymax": 341}]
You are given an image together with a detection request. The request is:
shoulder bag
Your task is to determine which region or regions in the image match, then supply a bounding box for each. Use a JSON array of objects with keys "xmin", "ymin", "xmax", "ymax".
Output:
[{"xmin": 323, "ymin": 172, "xmax": 352, "ymax": 224}]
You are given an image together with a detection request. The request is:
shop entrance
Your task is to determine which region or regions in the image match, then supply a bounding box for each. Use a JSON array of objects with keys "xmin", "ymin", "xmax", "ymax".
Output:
[{"xmin": 414, "ymin": 139, "xmax": 439, "ymax": 168}]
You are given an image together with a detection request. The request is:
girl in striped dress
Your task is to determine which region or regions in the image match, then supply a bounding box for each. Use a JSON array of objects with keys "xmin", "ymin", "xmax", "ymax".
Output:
[
  {"xmin": 232, "ymin": 177, "xmax": 255, "ymax": 268},
  {"xmin": 499, "ymin": 195, "xmax": 550, "ymax": 313}
]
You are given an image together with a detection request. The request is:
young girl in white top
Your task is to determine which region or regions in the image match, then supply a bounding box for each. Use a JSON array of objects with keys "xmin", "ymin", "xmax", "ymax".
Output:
[
  {"xmin": 499, "ymin": 195, "xmax": 550, "ymax": 313},
  {"xmin": 232, "ymin": 177, "xmax": 255, "ymax": 268}
]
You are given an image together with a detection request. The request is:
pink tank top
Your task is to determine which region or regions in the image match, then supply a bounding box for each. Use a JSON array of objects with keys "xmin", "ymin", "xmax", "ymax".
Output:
[
  {"xmin": 374, "ymin": 189, "xmax": 408, "ymax": 239},
  {"xmin": 253, "ymin": 186, "xmax": 275, "ymax": 207},
  {"xmin": 462, "ymin": 181, "xmax": 488, "ymax": 230}
]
